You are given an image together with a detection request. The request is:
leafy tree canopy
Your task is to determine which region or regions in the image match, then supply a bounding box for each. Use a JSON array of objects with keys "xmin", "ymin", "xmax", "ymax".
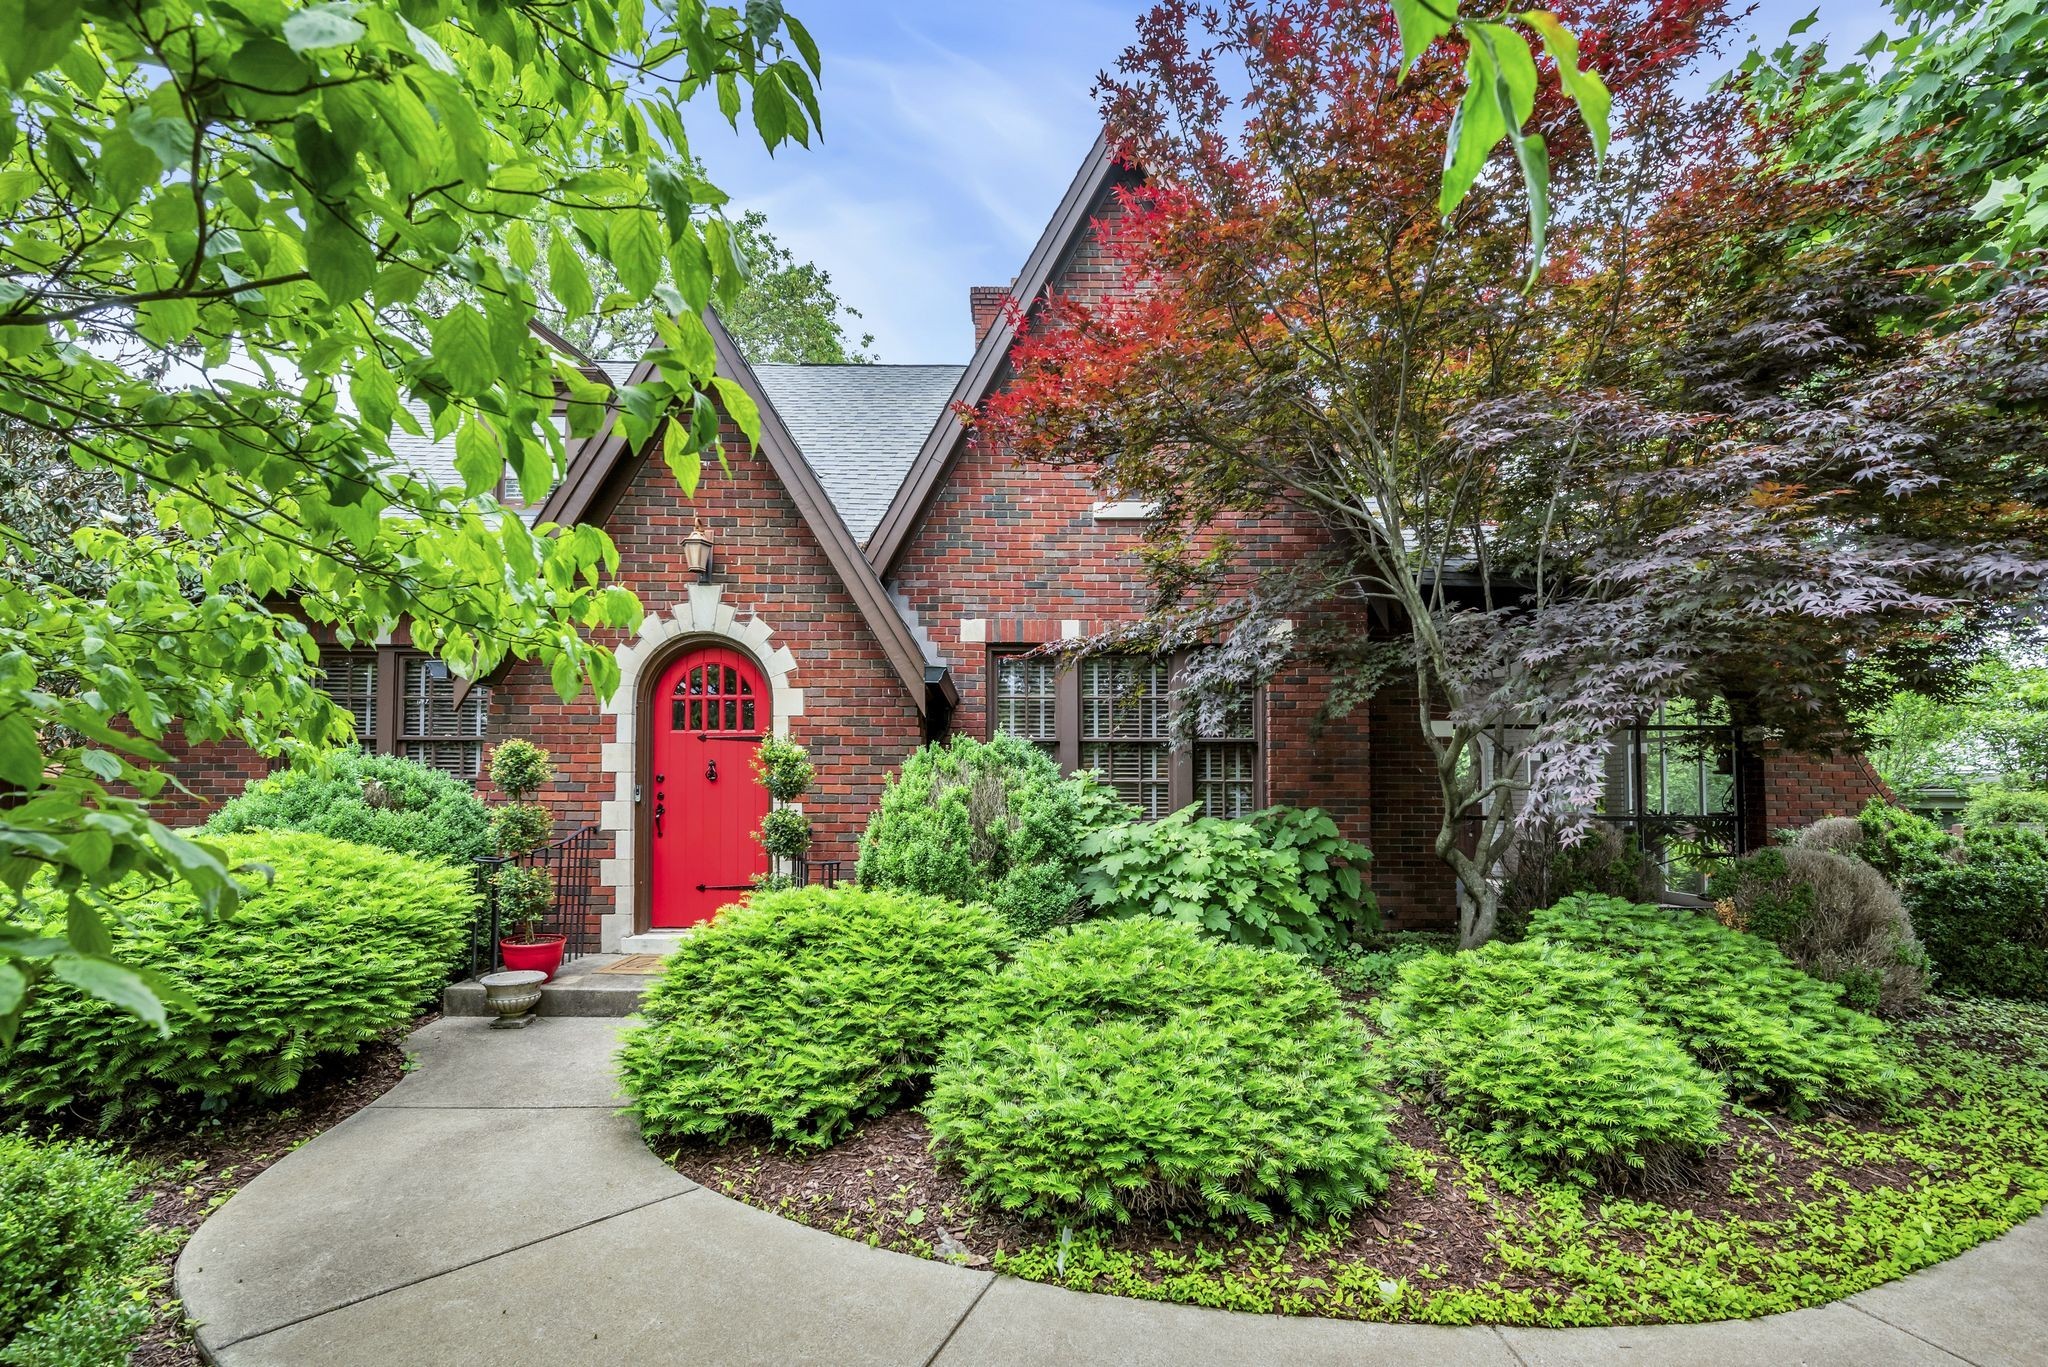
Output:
[{"xmin": 0, "ymin": 0, "xmax": 822, "ymax": 1039}]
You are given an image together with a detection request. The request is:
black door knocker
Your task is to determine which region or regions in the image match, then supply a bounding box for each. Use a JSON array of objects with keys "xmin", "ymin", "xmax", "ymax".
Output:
[{"xmin": 705, "ymin": 758, "xmax": 718, "ymax": 782}]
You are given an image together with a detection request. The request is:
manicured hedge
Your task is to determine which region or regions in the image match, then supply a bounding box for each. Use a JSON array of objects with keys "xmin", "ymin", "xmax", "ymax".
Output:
[
  {"xmin": 1529, "ymin": 895, "xmax": 1899, "ymax": 1111},
  {"xmin": 856, "ymin": 734, "xmax": 1132, "ymax": 937},
  {"xmin": 1906, "ymin": 863, "xmax": 2048, "ymax": 1002},
  {"xmin": 618, "ymin": 886, "xmax": 1013, "ymax": 1148},
  {"xmin": 0, "ymin": 1134, "xmax": 150, "ymax": 1367},
  {"xmin": 926, "ymin": 918, "xmax": 1393, "ymax": 1222},
  {"xmin": 203, "ymin": 749, "xmax": 492, "ymax": 866},
  {"xmin": 1, "ymin": 831, "xmax": 475, "ymax": 1120}
]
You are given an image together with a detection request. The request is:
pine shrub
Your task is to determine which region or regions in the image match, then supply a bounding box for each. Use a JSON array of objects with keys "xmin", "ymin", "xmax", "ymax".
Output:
[
  {"xmin": 1, "ymin": 832, "xmax": 475, "ymax": 1120},
  {"xmin": 1529, "ymin": 894, "xmax": 1899, "ymax": 1110},
  {"xmin": 856, "ymin": 734, "xmax": 1132, "ymax": 937},
  {"xmin": 1714, "ymin": 845, "xmax": 1929, "ymax": 1014},
  {"xmin": 926, "ymin": 918, "xmax": 1393, "ymax": 1223},
  {"xmin": 618, "ymin": 886, "xmax": 1013, "ymax": 1148},
  {"xmin": 202, "ymin": 750, "xmax": 491, "ymax": 866},
  {"xmin": 1078, "ymin": 805, "xmax": 1377, "ymax": 959},
  {"xmin": 0, "ymin": 1134, "xmax": 150, "ymax": 1366}
]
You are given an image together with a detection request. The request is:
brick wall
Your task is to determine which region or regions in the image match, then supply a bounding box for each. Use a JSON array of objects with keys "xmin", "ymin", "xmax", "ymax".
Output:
[
  {"xmin": 151, "ymin": 734, "xmax": 275, "ymax": 828},
  {"xmin": 1749, "ymin": 744, "xmax": 1894, "ymax": 844}
]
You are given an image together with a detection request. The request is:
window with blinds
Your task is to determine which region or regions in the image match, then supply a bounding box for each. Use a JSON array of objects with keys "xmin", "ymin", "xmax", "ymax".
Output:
[
  {"xmin": 993, "ymin": 654, "xmax": 1059, "ymax": 759},
  {"xmin": 317, "ymin": 651, "xmax": 379, "ymax": 749},
  {"xmin": 1081, "ymin": 655, "xmax": 1172, "ymax": 818},
  {"xmin": 399, "ymin": 657, "xmax": 489, "ymax": 780},
  {"xmin": 1195, "ymin": 693, "xmax": 1258, "ymax": 818}
]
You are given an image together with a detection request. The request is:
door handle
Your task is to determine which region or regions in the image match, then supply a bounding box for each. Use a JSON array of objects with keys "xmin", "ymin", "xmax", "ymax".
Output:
[{"xmin": 653, "ymin": 800, "xmax": 664, "ymax": 837}]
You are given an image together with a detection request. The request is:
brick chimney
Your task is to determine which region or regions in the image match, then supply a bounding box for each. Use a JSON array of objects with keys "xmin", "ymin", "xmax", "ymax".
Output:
[{"xmin": 969, "ymin": 285, "xmax": 1010, "ymax": 347}]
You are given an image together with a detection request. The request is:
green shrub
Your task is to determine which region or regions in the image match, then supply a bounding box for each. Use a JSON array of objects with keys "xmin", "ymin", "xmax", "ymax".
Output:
[
  {"xmin": 754, "ymin": 734, "xmax": 815, "ymax": 802},
  {"xmin": 756, "ymin": 806, "xmax": 812, "ymax": 861},
  {"xmin": 1962, "ymin": 788, "xmax": 2048, "ymax": 827},
  {"xmin": 1498, "ymin": 822, "xmax": 1656, "ymax": 942},
  {"xmin": 1, "ymin": 832, "xmax": 475, "ymax": 1120},
  {"xmin": 1713, "ymin": 846, "xmax": 1929, "ymax": 1014},
  {"xmin": 202, "ymin": 750, "xmax": 490, "ymax": 866},
  {"xmin": 1857, "ymin": 799, "xmax": 1958, "ymax": 884},
  {"xmin": 1962, "ymin": 823, "xmax": 2048, "ymax": 869},
  {"xmin": 1906, "ymin": 863, "xmax": 2048, "ymax": 1001},
  {"xmin": 488, "ymin": 801, "xmax": 552, "ymax": 857},
  {"xmin": 489, "ymin": 862, "xmax": 553, "ymax": 939},
  {"xmin": 856, "ymin": 734, "xmax": 1132, "ymax": 937},
  {"xmin": 1330, "ymin": 931, "xmax": 1457, "ymax": 994},
  {"xmin": 1078, "ymin": 805, "xmax": 1377, "ymax": 959},
  {"xmin": 1379, "ymin": 942, "xmax": 1727, "ymax": 1184},
  {"xmin": 0, "ymin": 1134, "xmax": 149, "ymax": 1366},
  {"xmin": 618, "ymin": 886, "xmax": 1012, "ymax": 1148},
  {"xmin": 927, "ymin": 918, "xmax": 1392, "ymax": 1222},
  {"xmin": 487, "ymin": 739, "xmax": 552, "ymax": 800},
  {"xmin": 1528, "ymin": 895, "xmax": 1899, "ymax": 1111}
]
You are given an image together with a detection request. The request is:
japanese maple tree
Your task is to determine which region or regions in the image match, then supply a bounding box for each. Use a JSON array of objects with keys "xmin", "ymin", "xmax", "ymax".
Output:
[{"xmin": 980, "ymin": 0, "xmax": 2048, "ymax": 945}]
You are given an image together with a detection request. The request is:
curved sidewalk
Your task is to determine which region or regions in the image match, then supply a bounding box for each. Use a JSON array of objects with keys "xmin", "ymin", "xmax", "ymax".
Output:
[{"xmin": 177, "ymin": 1019, "xmax": 2048, "ymax": 1366}]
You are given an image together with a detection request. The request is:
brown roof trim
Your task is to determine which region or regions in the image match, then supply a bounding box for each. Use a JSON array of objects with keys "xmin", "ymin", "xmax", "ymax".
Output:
[
  {"xmin": 864, "ymin": 132, "xmax": 1126, "ymax": 576},
  {"xmin": 527, "ymin": 314, "xmax": 950, "ymax": 716}
]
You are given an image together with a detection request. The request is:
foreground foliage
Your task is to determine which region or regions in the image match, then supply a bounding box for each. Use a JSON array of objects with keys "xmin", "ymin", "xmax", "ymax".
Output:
[
  {"xmin": 1078, "ymin": 805, "xmax": 1378, "ymax": 959},
  {"xmin": 0, "ymin": 832, "xmax": 473, "ymax": 1120},
  {"xmin": 619, "ymin": 886, "xmax": 1011, "ymax": 1148},
  {"xmin": 856, "ymin": 735, "xmax": 1132, "ymax": 938},
  {"xmin": 0, "ymin": 1134, "xmax": 151, "ymax": 1366},
  {"xmin": 202, "ymin": 751, "xmax": 492, "ymax": 866},
  {"xmin": 926, "ymin": 918, "xmax": 1393, "ymax": 1223}
]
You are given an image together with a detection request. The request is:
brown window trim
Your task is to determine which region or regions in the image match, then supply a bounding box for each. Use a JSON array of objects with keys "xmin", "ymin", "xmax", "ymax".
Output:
[
  {"xmin": 317, "ymin": 645, "xmax": 490, "ymax": 783},
  {"xmin": 987, "ymin": 646, "xmax": 1266, "ymax": 815}
]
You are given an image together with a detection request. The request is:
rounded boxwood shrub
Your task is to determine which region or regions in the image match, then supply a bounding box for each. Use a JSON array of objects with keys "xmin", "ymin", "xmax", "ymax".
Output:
[
  {"xmin": 1905, "ymin": 862, "xmax": 2048, "ymax": 1002},
  {"xmin": 0, "ymin": 831, "xmax": 476, "ymax": 1120},
  {"xmin": 619, "ymin": 885, "xmax": 1013, "ymax": 1149},
  {"xmin": 926, "ymin": 918, "xmax": 1393, "ymax": 1223},
  {"xmin": 856, "ymin": 734, "xmax": 1132, "ymax": 937},
  {"xmin": 0, "ymin": 1134, "xmax": 150, "ymax": 1366},
  {"xmin": 1380, "ymin": 941, "xmax": 1728, "ymax": 1184},
  {"xmin": 202, "ymin": 749, "xmax": 491, "ymax": 866},
  {"xmin": 1714, "ymin": 845, "xmax": 1929, "ymax": 1014},
  {"xmin": 1856, "ymin": 799, "xmax": 1958, "ymax": 884},
  {"xmin": 1529, "ymin": 894, "xmax": 1899, "ymax": 1111}
]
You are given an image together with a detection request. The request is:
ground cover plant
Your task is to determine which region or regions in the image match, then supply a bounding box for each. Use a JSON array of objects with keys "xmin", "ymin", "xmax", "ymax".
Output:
[
  {"xmin": 1077, "ymin": 805, "xmax": 1377, "ymax": 959},
  {"xmin": 856, "ymin": 735, "xmax": 1132, "ymax": 937},
  {"xmin": 202, "ymin": 752, "xmax": 492, "ymax": 867},
  {"xmin": 0, "ymin": 1134, "xmax": 154, "ymax": 1366},
  {"xmin": 0, "ymin": 832, "xmax": 473, "ymax": 1122},
  {"xmin": 619, "ymin": 886, "xmax": 1012, "ymax": 1148},
  {"xmin": 925, "ymin": 919, "xmax": 1393, "ymax": 1222}
]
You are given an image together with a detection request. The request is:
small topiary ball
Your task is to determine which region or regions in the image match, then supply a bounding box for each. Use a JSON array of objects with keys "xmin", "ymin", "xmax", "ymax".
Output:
[
  {"xmin": 488, "ymin": 739, "xmax": 553, "ymax": 801},
  {"xmin": 757, "ymin": 806, "xmax": 813, "ymax": 860}
]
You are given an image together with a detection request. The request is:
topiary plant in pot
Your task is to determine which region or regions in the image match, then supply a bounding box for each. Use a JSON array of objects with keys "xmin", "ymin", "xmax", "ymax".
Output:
[
  {"xmin": 488, "ymin": 740, "xmax": 564, "ymax": 978},
  {"xmin": 753, "ymin": 734, "xmax": 816, "ymax": 884}
]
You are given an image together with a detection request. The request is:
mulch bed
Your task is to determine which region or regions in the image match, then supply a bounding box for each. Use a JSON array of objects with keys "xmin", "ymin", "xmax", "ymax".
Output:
[{"xmin": 24, "ymin": 1016, "xmax": 429, "ymax": 1367}]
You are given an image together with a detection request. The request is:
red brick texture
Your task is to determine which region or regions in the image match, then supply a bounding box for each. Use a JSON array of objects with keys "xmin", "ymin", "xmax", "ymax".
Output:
[{"xmin": 969, "ymin": 285, "xmax": 1010, "ymax": 347}]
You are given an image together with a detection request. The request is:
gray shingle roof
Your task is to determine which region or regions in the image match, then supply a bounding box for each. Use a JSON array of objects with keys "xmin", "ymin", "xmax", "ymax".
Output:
[{"xmin": 749, "ymin": 364, "xmax": 964, "ymax": 544}]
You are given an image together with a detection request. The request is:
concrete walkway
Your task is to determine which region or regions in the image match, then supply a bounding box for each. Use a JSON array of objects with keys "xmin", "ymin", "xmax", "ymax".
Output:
[{"xmin": 177, "ymin": 1020, "xmax": 2048, "ymax": 1367}]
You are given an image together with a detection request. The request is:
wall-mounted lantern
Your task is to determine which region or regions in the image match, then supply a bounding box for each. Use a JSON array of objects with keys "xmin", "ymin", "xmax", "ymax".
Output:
[{"xmin": 682, "ymin": 524, "xmax": 714, "ymax": 582}]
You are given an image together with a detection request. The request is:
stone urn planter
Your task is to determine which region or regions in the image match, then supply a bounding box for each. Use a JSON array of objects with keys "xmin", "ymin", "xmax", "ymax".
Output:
[{"xmin": 479, "ymin": 969, "xmax": 546, "ymax": 1029}]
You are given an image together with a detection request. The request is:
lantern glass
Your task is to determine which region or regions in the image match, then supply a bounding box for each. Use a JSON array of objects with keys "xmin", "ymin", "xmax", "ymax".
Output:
[{"xmin": 682, "ymin": 527, "xmax": 713, "ymax": 579}]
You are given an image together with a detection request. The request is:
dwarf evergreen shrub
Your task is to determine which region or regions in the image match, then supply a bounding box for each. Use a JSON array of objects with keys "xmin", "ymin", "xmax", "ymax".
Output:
[
  {"xmin": 1528, "ymin": 894, "xmax": 1898, "ymax": 1110},
  {"xmin": 203, "ymin": 750, "xmax": 491, "ymax": 866},
  {"xmin": 926, "ymin": 918, "xmax": 1393, "ymax": 1223},
  {"xmin": 1906, "ymin": 863, "xmax": 2048, "ymax": 1002},
  {"xmin": 0, "ymin": 1135, "xmax": 149, "ymax": 1366},
  {"xmin": 1714, "ymin": 845, "xmax": 1929, "ymax": 1014},
  {"xmin": 1856, "ymin": 799, "xmax": 1958, "ymax": 884},
  {"xmin": 619, "ymin": 886, "xmax": 1012, "ymax": 1148},
  {"xmin": 1962, "ymin": 788, "xmax": 2048, "ymax": 827},
  {"xmin": 1, "ymin": 832, "xmax": 475, "ymax": 1120},
  {"xmin": 856, "ymin": 734, "xmax": 1132, "ymax": 937},
  {"xmin": 1079, "ymin": 805, "xmax": 1377, "ymax": 959}
]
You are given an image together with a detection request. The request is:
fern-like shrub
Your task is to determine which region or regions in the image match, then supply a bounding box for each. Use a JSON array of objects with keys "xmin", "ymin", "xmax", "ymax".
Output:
[
  {"xmin": 1714, "ymin": 845, "xmax": 1929, "ymax": 1014},
  {"xmin": 1078, "ymin": 805, "xmax": 1377, "ymax": 959},
  {"xmin": 1529, "ymin": 894, "xmax": 1899, "ymax": 1111},
  {"xmin": 1380, "ymin": 942, "xmax": 1727, "ymax": 1184},
  {"xmin": 856, "ymin": 734, "xmax": 1132, "ymax": 937},
  {"xmin": 203, "ymin": 749, "xmax": 491, "ymax": 866},
  {"xmin": 1, "ymin": 832, "xmax": 475, "ymax": 1120},
  {"xmin": 0, "ymin": 1135, "xmax": 150, "ymax": 1367},
  {"xmin": 926, "ymin": 918, "xmax": 1393, "ymax": 1223},
  {"xmin": 619, "ymin": 886, "xmax": 1012, "ymax": 1149}
]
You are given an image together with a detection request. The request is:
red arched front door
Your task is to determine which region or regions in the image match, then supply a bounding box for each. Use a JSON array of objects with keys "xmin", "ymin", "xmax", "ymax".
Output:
[{"xmin": 649, "ymin": 645, "xmax": 771, "ymax": 928}]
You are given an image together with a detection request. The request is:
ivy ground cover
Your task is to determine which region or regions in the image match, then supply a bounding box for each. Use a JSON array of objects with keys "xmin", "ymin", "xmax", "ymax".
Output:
[{"xmin": 662, "ymin": 990, "xmax": 2048, "ymax": 1327}]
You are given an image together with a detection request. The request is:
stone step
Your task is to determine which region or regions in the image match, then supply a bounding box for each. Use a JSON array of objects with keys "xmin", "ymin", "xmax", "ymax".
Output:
[{"xmin": 443, "ymin": 955, "xmax": 660, "ymax": 1019}]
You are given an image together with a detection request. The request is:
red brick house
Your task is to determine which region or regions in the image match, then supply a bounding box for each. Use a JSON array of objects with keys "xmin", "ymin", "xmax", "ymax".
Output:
[{"xmin": 162, "ymin": 136, "xmax": 1888, "ymax": 949}]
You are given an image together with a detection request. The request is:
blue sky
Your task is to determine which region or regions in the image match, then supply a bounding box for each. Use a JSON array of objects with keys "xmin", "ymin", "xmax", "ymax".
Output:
[{"xmin": 690, "ymin": 1, "xmax": 1897, "ymax": 364}]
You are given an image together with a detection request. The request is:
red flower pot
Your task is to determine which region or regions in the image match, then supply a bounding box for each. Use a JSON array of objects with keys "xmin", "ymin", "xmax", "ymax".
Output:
[{"xmin": 499, "ymin": 934, "xmax": 566, "ymax": 980}]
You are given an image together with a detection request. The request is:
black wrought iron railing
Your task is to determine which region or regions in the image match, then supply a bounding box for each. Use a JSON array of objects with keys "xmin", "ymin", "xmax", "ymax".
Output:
[
  {"xmin": 791, "ymin": 857, "xmax": 847, "ymax": 888},
  {"xmin": 469, "ymin": 823, "xmax": 601, "ymax": 977}
]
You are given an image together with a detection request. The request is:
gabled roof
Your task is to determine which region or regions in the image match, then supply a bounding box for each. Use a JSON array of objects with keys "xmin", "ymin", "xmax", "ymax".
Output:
[
  {"xmin": 533, "ymin": 312, "xmax": 956, "ymax": 715},
  {"xmin": 751, "ymin": 364, "xmax": 963, "ymax": 543},
  {"xmin": 864, "ymin": 133, "xmax": 1131, "ymax": 575}
]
